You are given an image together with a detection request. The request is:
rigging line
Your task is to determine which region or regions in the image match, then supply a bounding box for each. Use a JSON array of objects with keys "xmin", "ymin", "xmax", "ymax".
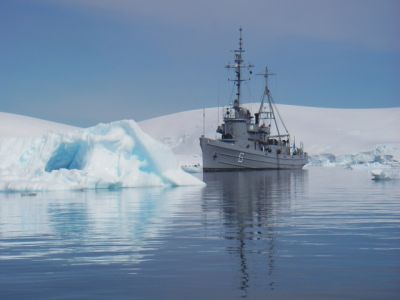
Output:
[
  {"xmin": 225, "ymin": 66, "xmax": 234, "ymax": 106},
  {"xmin": 268, "ymin": 74, "xmax": 289, "ymax": 135},
  {"xmin": 259, "ymin": 93, "xmax": 271, "ymax": 126},
  {"xmin": 258, "ymin": 87, "xmax": 265, "ymax": 116},
  {"xmin": 242, "ymin": 81, "xmax": 253, "ymax": 114},
  {"xmin": 228, "ymin": 81, "xmax": 235, "ymax": 105},
  {"xmin": 268, "ymin": 94, "xmax": 281, "ymax": 140},
  {"xmin": 270, "ymin": 95, "xmax": 289, "ymax": 135},
  {"xmin": 243, "ymin": 80, "xmax": 253, "ymax": 101},
  {"xmin": 258, "ymin": 93, "xmax": 267, "ymax": 125},
  {"xmin": 202, "ymin": 106, "xmax": 205, "ymax": 137},
  {"xmin": 217, "ymin": 80, "xmax": 220, "ymax": 127}
]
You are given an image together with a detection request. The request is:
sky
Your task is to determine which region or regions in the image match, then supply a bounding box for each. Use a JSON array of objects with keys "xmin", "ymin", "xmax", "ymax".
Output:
[{"xmin": 0, "ymin": 0, "xmax": 399, "ymax": 126}]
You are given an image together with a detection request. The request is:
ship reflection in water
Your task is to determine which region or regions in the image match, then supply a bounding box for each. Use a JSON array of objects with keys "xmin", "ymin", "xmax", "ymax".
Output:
[
  {"xmin": 202, "ymin": 170, "xmax": 307, "ymax": 298},
  {"xmin": 1, "ymin": 168, "xmax": 399, "ymax": 299}
]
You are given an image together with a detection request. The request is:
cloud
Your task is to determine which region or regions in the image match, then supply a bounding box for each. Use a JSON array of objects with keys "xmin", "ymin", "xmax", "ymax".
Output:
[{"xmin": 48, "ymin": 0, "xmax": 400, "ymax": 52}]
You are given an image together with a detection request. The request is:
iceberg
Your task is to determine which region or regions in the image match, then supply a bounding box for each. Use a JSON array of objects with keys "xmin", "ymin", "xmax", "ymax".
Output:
[
  {"xmin": 0, "ymin": 120, "xmax": 204, "ymax": 192},
  {"xmin": 180, "ymin": 163, "xmax": 202, "ymax": 174},
  {"xmin": 307, "ymin": 153, "xmax": 337, "ymax": 167},
  {"xmin": 371, "ymin": 168, "xmax": 400, "ymax": 181},
  {"xmin": 307, "ymin": 145, "xmax": 400, "ymax": 169}
]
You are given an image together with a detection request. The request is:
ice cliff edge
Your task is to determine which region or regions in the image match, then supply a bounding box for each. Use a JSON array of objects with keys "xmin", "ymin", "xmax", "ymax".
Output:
[{"xmin": 0, "ymin": 120, "xmax": 205, "ymax": 191}]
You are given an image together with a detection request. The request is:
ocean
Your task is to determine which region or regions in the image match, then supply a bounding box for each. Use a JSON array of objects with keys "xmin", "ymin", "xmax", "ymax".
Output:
[{"xmin": 0, "ymin": 167, "xmax": 399, "ymax": 299}]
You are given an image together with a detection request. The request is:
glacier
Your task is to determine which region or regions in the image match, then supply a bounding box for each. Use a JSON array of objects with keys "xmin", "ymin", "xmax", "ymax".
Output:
[{"xmin": 0, "ymin": 120, "xmax": 204, "ymax": 192}]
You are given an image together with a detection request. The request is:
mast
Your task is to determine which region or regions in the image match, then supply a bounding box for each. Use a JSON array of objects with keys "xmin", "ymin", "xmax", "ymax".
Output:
[
  {"xmin": 258, "ymin": 66, "xmax": 290, "ymax": 144},
  {"xmin": 264, "ymin": 67, "xmax": 282, "ymax": 143},
  {"xmin": 226, "ymin": 28, "xmax": 253, "ymax": 110},
  {"xmin": 236, "ymin": 28, "xmax": 243, "ymax": 108},
  {"xmin": 258, "ymin": 67, "xmax": 275, "ymax": 115}
]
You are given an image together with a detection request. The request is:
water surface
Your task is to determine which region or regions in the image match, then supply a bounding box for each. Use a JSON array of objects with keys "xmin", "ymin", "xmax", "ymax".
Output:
[{"xmin": 0, "ymin": 168, "xmax": 399, "ymax": 299}]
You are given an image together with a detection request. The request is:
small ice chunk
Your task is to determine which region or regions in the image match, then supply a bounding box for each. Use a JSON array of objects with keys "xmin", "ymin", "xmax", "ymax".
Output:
[{"xmin": 371, "ymin": 169, "xmax": 399, "ymax": 181}]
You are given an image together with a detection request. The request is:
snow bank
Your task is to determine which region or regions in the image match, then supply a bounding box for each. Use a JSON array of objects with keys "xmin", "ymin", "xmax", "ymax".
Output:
[{"xmin": 0, "ymin": 120, "xmax": 204, "ymax": 192}]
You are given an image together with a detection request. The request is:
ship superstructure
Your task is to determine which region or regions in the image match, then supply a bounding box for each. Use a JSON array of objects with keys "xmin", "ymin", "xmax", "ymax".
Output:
[{"xmin": 200, "ymin": 28, "xmax": 307, "ymax": 171}]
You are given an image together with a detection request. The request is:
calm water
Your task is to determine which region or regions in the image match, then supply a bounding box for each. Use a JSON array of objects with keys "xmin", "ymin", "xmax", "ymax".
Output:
[{"xmin": 0, "ymin": 168, "xmax": 399, "ymax": 299}]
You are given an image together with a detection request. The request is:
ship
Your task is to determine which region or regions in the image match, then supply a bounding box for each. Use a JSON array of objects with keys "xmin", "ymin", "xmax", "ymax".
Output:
[{"xmin": 200, "ymin": 28, "xmax": 308, "ymax": 171}]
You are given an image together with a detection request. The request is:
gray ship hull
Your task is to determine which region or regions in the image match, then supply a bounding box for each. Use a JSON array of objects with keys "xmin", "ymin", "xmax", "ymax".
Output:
[{"xmin": 200, "ymin": 137, "xmax": 307, "ymax": 171}]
